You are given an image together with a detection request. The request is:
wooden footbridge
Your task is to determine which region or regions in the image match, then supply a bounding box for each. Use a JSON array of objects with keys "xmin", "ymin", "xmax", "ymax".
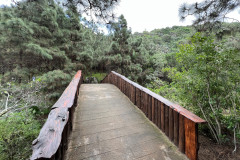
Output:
[{"xmin": 31, "ymin": 71, "xmax": 206, "ymax": 160}]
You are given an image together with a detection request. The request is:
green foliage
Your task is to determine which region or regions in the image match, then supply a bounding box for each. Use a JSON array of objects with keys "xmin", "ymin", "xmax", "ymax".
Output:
[
  {"xmin": 0, "ymin": 109, "xmax": 41, "ymax": 160},
  {"xmin": 91, "ymin": 73, "xmax": 107, "ymax": 82},
  {"xmin": 164, "ymin": 33, "xmax": 240, "ymax": 144},
  {"xmin": 25, "ymin": 43, "xmax": 53, "ymax": 60},
  {"xmin": 40, "ymin": 70, "xmax": 71, "ymax": 102},
  {"xmin": 133, "ymin": 26, "xmax": 195, "ymax": 54}
]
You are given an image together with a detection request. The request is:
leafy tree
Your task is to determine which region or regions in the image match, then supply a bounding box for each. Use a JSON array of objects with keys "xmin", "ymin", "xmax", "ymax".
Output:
[{"xmin": 165, "ymin": 33, "xmax": 240, "ymax": 150}]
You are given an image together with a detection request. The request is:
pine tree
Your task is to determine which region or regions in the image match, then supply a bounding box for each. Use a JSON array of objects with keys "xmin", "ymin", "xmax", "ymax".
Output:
[
  {"xmin": 179, "ymin": 0, "xmax": 240, "ymax": 32},
  {"xmin": 63, "ymin": 0, "xmax": 120, "ymax": 23}
]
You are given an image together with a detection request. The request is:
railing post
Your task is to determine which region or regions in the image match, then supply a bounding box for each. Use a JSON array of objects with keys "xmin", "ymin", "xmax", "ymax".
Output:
[{"xmin": 185, "ymin": 118, "xmax": 198, "ymax": 160}]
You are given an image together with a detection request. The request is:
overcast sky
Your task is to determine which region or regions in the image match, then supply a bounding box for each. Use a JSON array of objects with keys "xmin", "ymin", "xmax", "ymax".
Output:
[
  {"xmin": 115, "ymin": 0, "xmax": 201, "ymax": 32},
  {"xmin": 115, "ymin": 0, "xmax": 240, "ymax": 32},
  {"xmin": 1, "ymin": 0, "xmax": 240, "ymax": 33}
]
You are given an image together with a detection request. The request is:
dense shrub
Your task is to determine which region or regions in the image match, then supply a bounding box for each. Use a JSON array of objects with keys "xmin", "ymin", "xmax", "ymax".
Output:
[{"xmin": 0, "ymin": 109, "xmax": 41, "ymax": 160}]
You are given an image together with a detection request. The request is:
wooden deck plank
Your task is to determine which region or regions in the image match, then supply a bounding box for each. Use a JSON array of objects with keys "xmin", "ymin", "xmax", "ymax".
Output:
[{"xmin": 65, "ymin": 84, "xmax": 188, "ymax": 160}]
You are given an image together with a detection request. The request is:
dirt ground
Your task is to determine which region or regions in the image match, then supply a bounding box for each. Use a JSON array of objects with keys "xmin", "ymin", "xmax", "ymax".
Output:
[{"xmin": 198, "ymin": 135, "xmax": 240, "ymax": 160}]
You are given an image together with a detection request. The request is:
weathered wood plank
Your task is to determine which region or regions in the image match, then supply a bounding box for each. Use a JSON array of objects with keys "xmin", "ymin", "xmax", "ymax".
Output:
[
  {"xmin": 179, "ymin": 114, "xmax": 185, "ymax": 153},
  {"xmin": 147, "ymin": 95, "xmax": 152, "ymax": 120},
  {"xmin": 153, "ymin": 98, "xmax": 157, "ymax": 125},
  {"xmin": 136, "ymin": 88, "xmax": 140, "ymax": 108},
  {"xmin": 169, "ymin": 107, "xmax": 174, "ymax": 141},
  {"xmin": 31, "ymin": 108, "xmax": 69, "ymax": 159},
  {"xmin": 165, "ymin": 105, "xmax": 169, "ymax": 136},
  {"xmin": 31, "ymin": 71, "xmax": 82, "ymax": 160},
  {"xmin": 144, "ymin": 92, "xmax": 148, "ymax": 115},
  {"xmin": 161, "ymin": 102, "xmax": 165, "ymax": 132},
  {"xmin": 140, "ymin": 90, "xmax": 144, "ymax": 111},
  {"xmin": 174, "ymin": 110, "xmax": 179, "ymax": 146},
  {"xmin": 151, "ymin": 97, "xmax": 155, "ymax": 123},
  {"xmin": 67, "ymin": 84, "xmax": 189, "ymax": 160},
  {"xmin": 133, "ymin": 86, "xmax": 136, "ymax": 105},
  {"xmin": 157, "ymin": 101, "xmax": 161, "ymax": 129},
  {"xmin": 185, "ymin": 118, "xmax": 198, "ymax": 160}
]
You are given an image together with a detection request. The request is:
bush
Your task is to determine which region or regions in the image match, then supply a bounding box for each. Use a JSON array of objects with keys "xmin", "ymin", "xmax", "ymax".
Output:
[{"xmin": 0, "ymin": 109, "xmax": 41, "ymax": 160}]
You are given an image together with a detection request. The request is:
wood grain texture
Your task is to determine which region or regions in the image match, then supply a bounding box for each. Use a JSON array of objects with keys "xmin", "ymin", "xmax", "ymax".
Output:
[
  {"xmin": 179, "ymin": 114, "xmax": 185, "ymax": 153},
  {"xmin": 31, "ymin": 108, "xmax": 69, "ymax": 159},
  {"xmin": 151, "ymin": 97, "xmax": 155, "ymax": 123},
  {"xmin": 174, "ymin": 110, "xmax": 179, "ymax": 146},
  {"xmin": 157, "ymin": 101, "xmax": 161, "ymax": 129},
  {"xmin": 165, "ymin": 105, "xmax": 169, "ymax": 136},
  {"xmin": 31, "ymin": 71, "xmax": 82, "ymax": 160},
  {"xmin": 147, "ymin": 94, "xmax": 152, "ymax": 120},
  {"xmin": 132, "ymin": 85, "xmax": 136, "ymax": 105},
  {"xmin": 161, "ymin": 102, "xmax": 165, "ymax": 132},
  {"xmin": 169, "ymin": 107, "xmax": 174, "ymax": 141},
  {"xmin": 185, "ymin": 118, "xmax": 198, "ymax": 160},
  {"xmin": 144, "ymin": 92, "xmax": 148, "ymax": 116},
  {"xmin": 136, "ymin": 88, "xmax": 141, "ymax": 108},
  {"xmin": 171, "ymin": 104, "xmax": 206, "ymax": 124},
  {"xmin": 140, "ymin": 90, "xmax": 144, "ymax": 111},
  {"xmin": 154, "ymin": 99, "xmax": 158, "ymax": 125}
]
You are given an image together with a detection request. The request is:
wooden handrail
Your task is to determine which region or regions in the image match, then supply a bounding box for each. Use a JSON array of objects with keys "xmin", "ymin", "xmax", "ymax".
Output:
[
  {"xmin": 31, "ymin": 70, "xmax": 83, "ymax": 160},
  {"xmin": 102, "ymin": 71, "xmax": 206, "ymax": 160}
]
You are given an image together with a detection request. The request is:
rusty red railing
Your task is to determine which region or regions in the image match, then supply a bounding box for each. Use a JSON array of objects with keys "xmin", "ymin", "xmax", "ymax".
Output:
[
  {"xmin": 31, "ymin": 70, "xmax": 83, "ymax": 160},
  {"xmin": 102, "ymin": 71, "xmax": 206, "ymax": 160}
]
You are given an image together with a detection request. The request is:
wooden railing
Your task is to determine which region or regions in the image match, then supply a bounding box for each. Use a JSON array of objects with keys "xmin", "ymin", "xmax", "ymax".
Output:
[
  {"xmin": 31, "ymin": 70, "xmax": 83, "ymax": 160},
  {"xmin": 102, "ymin": 71, "xmax": 206, "ymax": 160}
]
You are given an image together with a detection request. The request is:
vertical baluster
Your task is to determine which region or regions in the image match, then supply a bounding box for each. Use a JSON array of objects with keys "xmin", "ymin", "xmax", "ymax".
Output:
[
  {"xmin": 147, "ymin": 95, "xmax": 152, "ymax": 120},
  {"xmin": 179, "ymin": 114, "xmax": 185, "ymax": 153},
  {"xmin": 157, "ymin": 101, "xmax": 161, "ymax": 129},
  {"xmin": 151, "ymin": 97, "xmax": 155, "ymax": 123},
  {"xmin": 169, "ymin": 107, "xmax": 174, "ymax": 141},
  {"xmin": 161, "ymin": 102, "xmax": 165, "ymax": 132},
  {"xmin": 140, "ymin": 90, "xmax": 144, "ymax": 111},
  {"xmin": 165, "ymin": 105, "xmax": 169, "ymax": 136},
  {"xmin": 136, "ymin": 88, "xmax": 140, "ymax": 108},
  {"xmin": 174, "ymin": 110, "xmax": 179, "ymax": 146}
]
